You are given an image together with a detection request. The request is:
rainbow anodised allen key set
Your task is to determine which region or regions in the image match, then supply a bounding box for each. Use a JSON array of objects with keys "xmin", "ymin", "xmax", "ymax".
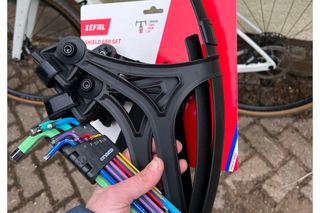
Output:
[{"xmin": 11, "ymin": 117, "xmax": 180, "ymax": 213}]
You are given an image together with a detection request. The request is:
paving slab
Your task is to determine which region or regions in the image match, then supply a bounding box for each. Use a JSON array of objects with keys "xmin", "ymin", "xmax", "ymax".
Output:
[
  {"xmin": 15, "ymin": 104, "xmax": 41, "ymax": 132},
  {"xmin": 278, "ymin": 127, "xmax": 312, "ymax": 170},
  {"xmin": 7, "ymin": 97, "xmax": 313, "ymax": 212},
  {"xmin": 14, "ymin": 157, "xmax": 44, "ymax": 198},
  {"xmin": 15, "ymin": 192, "xmax": 51, "ymax": 213},
  {"xmin": 301, "ymin": 179, "xmax": 313, "ymax": 202},
  {"xmin": 225, "ymin": 155, "xmax": 271, "ymax": 193},
  {"xmin": 243, "ymin": 124, "xmax": 286, "ymax": 167},
  {"xmin": 8, "ymin": 187, "xmax": 20, "ymax": 211},
  {"xmin": 276, "ymin": 189, "xmax": 312, "ymax": 213},
  {"xmin": 70, "ymin": 171, "xmax": 96, "ymax": 202},
  {"xmin": 238, "ymin": 116, "xmax": 255, "ymax": 129},
  {"xmin": 8, "ymin": 106, "xmax": 15, "ymax": 125},
  {"xmin": 262, "ymin": 160, "xmax": 306, "ymax": 203},
  {"xmin": 292, "ymin": 116, "xmax": 313, "ymax": 140},
  {"xmin": 259, "ymin": 117, "xmax": 294, "ymax": 136},
  {"xmin": 44, "ymin": 163, "xmax": 75, "ymax": 202},
  {"xmin": 8, "ymin": 124, "xmax": 22, "ymax": 143},
  {"xmin": 237, "ymin": 135, "xmax": 254, "ymax": 164}
]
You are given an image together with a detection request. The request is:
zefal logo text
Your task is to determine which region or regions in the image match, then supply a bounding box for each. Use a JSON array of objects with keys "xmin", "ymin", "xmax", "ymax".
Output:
[{"xmin": 81, "ymin": 19, "xmax": 111, "ymax": 36}]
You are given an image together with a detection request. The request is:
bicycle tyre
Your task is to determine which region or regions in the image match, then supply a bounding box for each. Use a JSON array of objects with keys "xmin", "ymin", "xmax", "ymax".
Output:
[
  {"xmin": 237, "ymin": 0, "xmax": 313, "ymax": 116},
  {"xmin": 7, "ymin": 0, "xmax": 80, "ymax": 105},
  {"xmin": 239, "ymin": 102, "xmax": 312, "ymax": 117}
]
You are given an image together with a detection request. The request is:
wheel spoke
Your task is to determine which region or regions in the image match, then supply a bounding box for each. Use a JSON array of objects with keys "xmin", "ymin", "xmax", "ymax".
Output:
[
  {"xmin": 266, "ymin": 0, "xmax": 277, "ymax": 32},
  {"xmin": 31, "ymin": 5, "xmax": 46, "ymax": 36},
  {"xmin": 240, "ymin": 0, "xmax": 263, "ymax": 31},
  {"xmin": 289, "ymin": 21, "xmax": 312, "ymax": 38},
  {"xmin": 259, "ymin": 0, "xmax": 265, "ymax": 31},
  {"xmin": 237, "ymin": 20, "xmax": 246, "ymax": 32},
  {"xmin": 32, "ymin": 13, "xmax": 61, "ymax": 38},
  {"xmin": 7, "ymin": 0, "xmax": 79, "ymax": 103},
  {"xmin": 280, "ymin": 0, "xmax": 296, "ymax": 34},
  {"xmin": 32, "ymin": 27, "xmax": 72, "ymax": 44},
  {"xmin": 286, "ymin": 0, "xmax": 312, "ymax": 37}
]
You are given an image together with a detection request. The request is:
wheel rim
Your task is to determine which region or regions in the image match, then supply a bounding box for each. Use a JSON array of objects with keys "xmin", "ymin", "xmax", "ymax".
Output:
[{"xmin": 7, "ymin": 0, "xmax": 79, "ymax": 102}]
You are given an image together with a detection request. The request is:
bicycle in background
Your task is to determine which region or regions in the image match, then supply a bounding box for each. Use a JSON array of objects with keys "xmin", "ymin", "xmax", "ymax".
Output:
[
  {"xmin": 237, "ymin": 0, "xmax": 312, "ymax": 116},
  {"xmin": 7, "ymin": 0, "xmax": 313, "ymax": 116}
]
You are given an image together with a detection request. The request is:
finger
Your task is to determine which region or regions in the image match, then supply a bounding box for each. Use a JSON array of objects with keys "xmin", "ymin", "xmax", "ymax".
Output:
[
  {"xmin": 112, "ymin": 154, "xmax": 187, "ymax": 178},
  {"xmin": 176, "ymin": 140, "xmax": 183, "ymax": 154},
  {"xmin": 93, "ymin": 185, "xmax": 105, "ymax": 194},
  {"xmin": 122, "ymin": 139, "xmax": 156, "ymax": 161},
  {"xmin": 122, "ymin": 148, "xmax": 130, "ymax": 161},
  {"xmin": 152, "ymin": 139, "xmax": 183, "ymax": 154},
  {"xmin": 179, "ymin": 159, "xmax": 188, "ymax": 174},
  {"xmin": 123, "ymin": 140, "xmax": 183, "ymax": 161},
  {"xmin": 151, "ymin": 138, "xmax": 156, "ymax": 153},
  {"xmin": 151, "ymin": 153, "xmax": 188, "ymax": 174},
  {"xmin": 107, "ymin": 157, "xmax": 164, "ymax": 204}
]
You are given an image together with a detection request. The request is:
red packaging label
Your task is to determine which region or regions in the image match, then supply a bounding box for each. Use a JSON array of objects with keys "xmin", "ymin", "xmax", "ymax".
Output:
[{"xmin": 81, "ymin": 19, "xmax": 111, "ymax": 36}]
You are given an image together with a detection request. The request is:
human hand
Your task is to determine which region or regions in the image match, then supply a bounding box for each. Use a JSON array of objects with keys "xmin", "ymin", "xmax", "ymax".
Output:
[{"xmin": 86, "ymin": 140, "xmax": 187, "ymax": 213}]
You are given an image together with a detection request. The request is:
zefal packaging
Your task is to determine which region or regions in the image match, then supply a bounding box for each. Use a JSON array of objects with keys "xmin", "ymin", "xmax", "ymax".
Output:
[{"xmin": 81, "ymin": 0, "xmax": 238, "ymax": 172}]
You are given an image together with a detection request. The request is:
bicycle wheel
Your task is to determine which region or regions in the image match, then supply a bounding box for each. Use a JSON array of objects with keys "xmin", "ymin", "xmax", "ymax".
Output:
[
  {"xmin": 237, "ymin": 0, "xmax": 312, "ymax": 116},
  {"xmin": 7, "ymin": 0, "xmax": 80, "ymax": 105}
]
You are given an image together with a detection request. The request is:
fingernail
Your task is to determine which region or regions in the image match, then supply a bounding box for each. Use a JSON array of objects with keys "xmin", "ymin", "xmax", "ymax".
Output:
[{"xmin": 150, "ymin": 157, "xmax": 161, "ymax": 171}]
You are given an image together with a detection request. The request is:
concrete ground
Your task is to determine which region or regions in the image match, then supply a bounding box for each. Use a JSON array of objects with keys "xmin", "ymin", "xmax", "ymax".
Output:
[{"xmin": 7, "ymin": 99, "xmax": 312, "ymax": 213}]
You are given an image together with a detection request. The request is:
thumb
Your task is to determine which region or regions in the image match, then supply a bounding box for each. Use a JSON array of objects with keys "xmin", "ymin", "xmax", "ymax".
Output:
[{"xmin": 110, "ymin": 156, "xmax": 164, "ymax": 204}]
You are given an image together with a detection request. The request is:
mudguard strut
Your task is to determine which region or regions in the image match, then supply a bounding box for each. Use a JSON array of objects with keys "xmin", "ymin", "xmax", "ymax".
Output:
[
  {"xmin": 31, "ymin": 1, "xmax": 224, "ymax": 212},
  {"xmin": 191, "ymin": 1, "xmax": 225, "ymax": 212}
]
